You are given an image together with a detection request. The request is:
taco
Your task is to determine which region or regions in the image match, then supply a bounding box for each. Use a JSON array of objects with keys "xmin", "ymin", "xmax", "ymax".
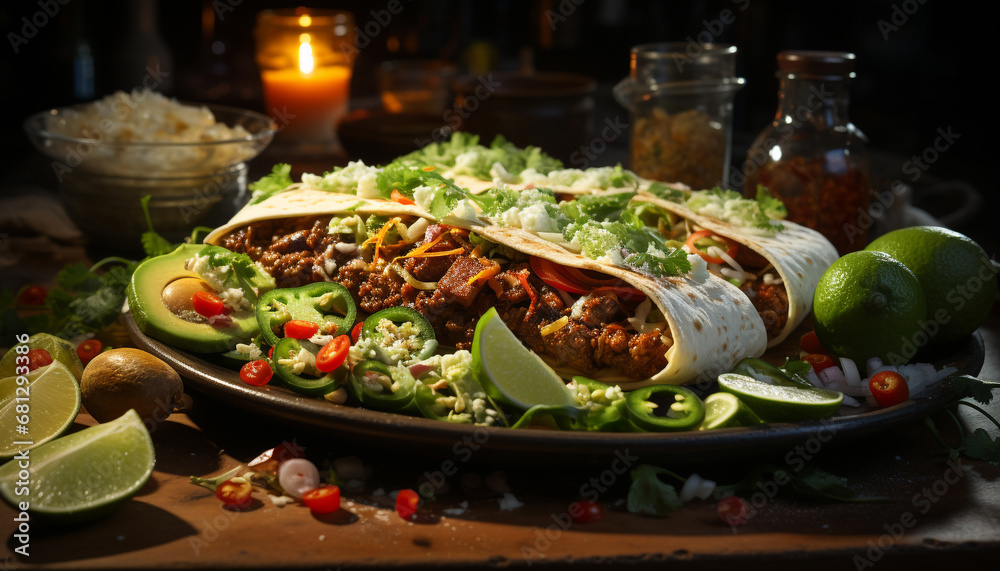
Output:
[{"xmin": 205, "ymin": 189, "xmax": 767, "ymax": 388}]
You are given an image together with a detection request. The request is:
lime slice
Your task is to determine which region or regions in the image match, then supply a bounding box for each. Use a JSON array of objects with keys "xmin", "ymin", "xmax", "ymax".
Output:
[
  {"xmin": 0, "ymin": 361, "xmax": 82, "ymax": 459},
  {"xmin": 717, "ymin": 373, "xmax": 843, "ymax": 422},
  {"xmin": 472, "ymin": 307, "xmax": 575, "ymax": 410},
  {"xmin": 698, "ymin": 392, "xmax": 764, "ymax": 430},
  {"xmin": 0, "ymin": 409, "xmax": 155, "ymax": 524},
  {"xmin": 0, "ymin": 333, "xmax": 85, "ymax": 381}
]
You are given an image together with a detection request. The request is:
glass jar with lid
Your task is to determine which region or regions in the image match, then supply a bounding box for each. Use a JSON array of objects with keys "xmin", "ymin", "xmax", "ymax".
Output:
[
  {"xmin": 614, "ymin": 42, "xmax": 745, "ymax": 190},
  {"xmin": 742, "ymin": 51, "xmax": 870, "ymax": 254}
]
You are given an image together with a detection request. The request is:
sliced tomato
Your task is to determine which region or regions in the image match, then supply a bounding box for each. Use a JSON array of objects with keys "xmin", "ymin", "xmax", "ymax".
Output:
[
  {"xmin": 284, "ymin": 320, "xmax": 320, "ymax": 339},
  {"xmin": 315, "ymin": 335, "xmax": 350, "ymax": 373},
  {"xmin": 192, "ymin": 291, "xmax": 226, "ymax": 318},
  {"xmin": 18, "ymin": 284, "xmax": 47, "ymax": 306},
  {"xmin": 568, "ymin": 500, "xmax": 603, "ymax": 524},
  {"xmin": 240, "ymin": 360, "xmax": 273, "ymax": 386},
  {"xmin": 686, "ymin": 229, "xmax": 738, "ymax": 265},
  {"xmin": 799, "ymin": 331, "xmax": 827, "ymax": 355},
  {"xmin": 529, "ymin": 257, "xmax": 645, "ymax": 300},
  {"xmin": 395, "ymin": 488, "xmax": 420, "ymax": 520},
  {"xmin": 351, "ymin": 322, "xmax": 364, "ymax": 343},
  {"xmin": 302, "ymin": 485, "xmax": 341, "ymax": 514}
]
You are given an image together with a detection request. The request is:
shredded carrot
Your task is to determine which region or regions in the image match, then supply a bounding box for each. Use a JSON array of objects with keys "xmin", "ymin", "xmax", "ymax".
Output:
[
  {"xmin": 422, "ymin": 166, "xmax": 435, "ymax": 172},
  {"xmin": 466, "ymin": 260, "xmax": 501, "ymax": 285},
  {"xmin": 517, "ymin": 273, "xmax": 538, "ymax": 315},
  {"xmin": 487, "ymin": 277, "xmax": 503, "ymax": 297},
  {"xmin": 401, "ymin": 247, "xmax": 466, "ymax": 259},
  {"xmin": 367, "ymin": 217, "xmax": 400, "ymax": 265},
  {"xmin": 391, "ymin": 189, "xmax": 415, "ymax": 205}
]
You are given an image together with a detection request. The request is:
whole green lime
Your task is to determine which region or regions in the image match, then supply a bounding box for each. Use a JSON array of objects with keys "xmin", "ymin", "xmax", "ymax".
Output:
[
  {"xmin": 813, "ymin": 251, "xmax": 927, "ymax": 366},
  {"xmin": 866, "ymin": 226, "xmax": 997, "ymax": 345}
]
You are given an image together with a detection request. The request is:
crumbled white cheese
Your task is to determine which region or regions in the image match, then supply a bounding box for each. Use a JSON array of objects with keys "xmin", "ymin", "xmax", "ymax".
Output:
[
  {"xmin": 450, "ymin": 199, "xmax": 481, "ymax": 223},
  {"xmin": 686, "ymin": 252, "xmax": 709, "ymax": 283},
  {"xmin": 235, "ymin": 343, "xmax": 262, "ymax": 360},
  {"xmin": 374, "ymin": 318, "xmax": 424, "ymax": 365}
]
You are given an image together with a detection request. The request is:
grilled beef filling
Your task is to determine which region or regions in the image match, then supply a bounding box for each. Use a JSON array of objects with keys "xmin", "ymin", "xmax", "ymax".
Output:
[{"xmin": 220, "ymin": 215, "xmax": 670, "ymax": 379}]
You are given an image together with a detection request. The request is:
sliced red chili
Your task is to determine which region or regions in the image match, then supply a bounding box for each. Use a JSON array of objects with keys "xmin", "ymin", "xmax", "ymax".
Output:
[
  {"xmin": 395, "ymin": 489, "xmax": 420, "ymax": 520},
  {"xmin": 868, "ymin": 371, "xmax": 909, "ymax": 407},
  {"xmin": 315, "ymin": 335, "xmax": 351, "ymax": 373},
  {"xmin": 76, "ymin": 339, "xmax": 103, "ymax": 366},
  {"xmin": 216, "ymin": 478, "xmax": 253, "ymax": 508},
  {"xmin": 803, "ymin": 353, "xmax": 835, "ymax": 374},
  {"xmin": 17, "ymin": 284, "xmax": 47, "ymax": 306},
  {"xmin": 529, "ymin": 257, "xmax": 645, "ymax": 300},
  {"xmin": 351, "ymin": 322, "xmax": 364, "ymax": 344},
  {"xmin": 568, "ymin": 500, "xmax": 603, "ymax": 524},
  {"xmin": 686, "ymin": 229, "xmax": 738, "ymax": 265},
  {"xmin": 26, "ymin": 348, "xmax": 53, "ymax": 372},
  {"xmin": 717, "ymin": 495, "xmax": 749, "ymax": 526},
  {"xmin": 799, "ymin": 331, "xmax": 827, "ymax": 355}
]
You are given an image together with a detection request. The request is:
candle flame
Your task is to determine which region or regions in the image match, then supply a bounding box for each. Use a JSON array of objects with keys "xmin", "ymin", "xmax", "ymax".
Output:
[
  {"xmin": 298, "ymin": 33, "xmax": 314, "ymax": 74},
  {"xmin": 299, "ymin": 14, "xmax": 312, "ymax": 27}
]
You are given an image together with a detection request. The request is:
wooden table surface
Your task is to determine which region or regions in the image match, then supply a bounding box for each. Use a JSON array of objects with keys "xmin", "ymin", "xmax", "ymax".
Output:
[{"xmin": 2, "ymin": 308, "xmax": 998, "ymax": 570}]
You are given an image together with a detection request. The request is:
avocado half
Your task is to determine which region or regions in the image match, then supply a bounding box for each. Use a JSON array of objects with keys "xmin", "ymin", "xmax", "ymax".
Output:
[{"xmin": 127, "ymin": 244, "xmax": 264, "ymax": 353}]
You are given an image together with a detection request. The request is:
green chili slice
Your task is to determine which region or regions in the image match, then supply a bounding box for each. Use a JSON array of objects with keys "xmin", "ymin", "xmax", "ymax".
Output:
[
  {"xmin": 625, "ymin": 385, "xmax": 705, "ymax": 432},
  {"xmin": 348, "ymin": 359, "xmax": 417, "ymax": 412},
  {"xmin": 256, "ymin": 283, "xmax": 357, "ymax": 347},
  {"xmin": 361, "ymin": 306, "xmax": 438, "ymax": 364},
  {"xmin": 271, "ymin": 337, "xmax": 346, "ymax": 396},
  {"xmin": 730, "ymin": 358, "xmax": 813, "ymax": 389}
]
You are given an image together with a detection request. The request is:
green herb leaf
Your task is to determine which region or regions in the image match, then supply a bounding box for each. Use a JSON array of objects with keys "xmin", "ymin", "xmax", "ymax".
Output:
[
  {"xmin": 944, "ymin": 375, "xmax": 999, "ymax": 405},
  {"xmin": 140, "ymin": 195, "xmax": 176, "ymax": 258},
  {"xmin": 627, "ymin": 464, "xmax": 683, "ymax": 517},
  {"xmin": 755, "ymin": 185, "xmax": 788, "ymax": 220},
  {"xmin": 248, "ymin": 163, "xmax": 293, "ymax": 204},
  {"xmin": 190, "ymin": 466, "xmax": 242, "ymax": 492},
  {"xmin": 643, "ymin": 182, "xmax": 688, "ymax": 202},
  {"xmin": 961, "ymin": 428, "xmax": 1000, "ymax": 465}
]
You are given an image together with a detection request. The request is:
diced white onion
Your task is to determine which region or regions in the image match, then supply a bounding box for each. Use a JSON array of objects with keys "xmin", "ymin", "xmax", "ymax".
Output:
[
  {"xmin": 819, "ymin": 366, "xmax": 846, "ymax": 386},
  {"xmin": 804, "ymin": 369, "xmax": 823, "ymax": 389},
  {"xmin": 405, "ymin": 218, "xmax": 430, "ymax": 243},
  {"xmin": 679, "ymin": 473, "xmax": 703, "ymax": 502},
  {"xmin": 866, "ymin": 357, "xmax": 884, "ymax": 377},
  {"xmin": 695, "ymin": 478, "xmax": 717, "ymax": 500},
  {"xmin": 386, "ymin": 263, "xmax": 438, "ymax": 290},
  {"xmin": 840, "ymin": 357, "xmax": 861, "ymax": 387},
  {"xmin": 335, "ymin": 242, "xmax": 358, "ymax": 254}
]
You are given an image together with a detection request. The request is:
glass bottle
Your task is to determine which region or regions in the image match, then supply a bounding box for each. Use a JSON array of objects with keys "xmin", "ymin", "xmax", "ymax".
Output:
[{"xmin": 743, "ymin": 51, "xmax": 870, "ymax": 254}]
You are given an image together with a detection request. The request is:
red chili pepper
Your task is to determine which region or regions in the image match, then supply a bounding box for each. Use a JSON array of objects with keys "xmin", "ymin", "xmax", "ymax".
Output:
[
  {"xmin": 351, "ymin": 322, "xmax": 364, "ymax": 344},
  {"xmin": 717, "ymin": 495, "xmax": 749, "ymax": 526},
  {"xmin": 395, "ymin": 489, "xmax": 420, "ymax": 520},
  {"xmin": 76, "ymin": 339, "xmax": 103, "ymax": 366},
  {"xmin": 802, "ymin": 353, "xmax": 835, "ymax": 374},
  {"xmin": 391, "ymin": 189, "xmax": 415, "ymax": 205},
  {"xmin": 302, "ymin": 485, "xmax": 341, "ymax": 514},
  {"xmin": 240, "ymin": 360, "xmax": 273, "ymax": 386},
  {"xmin": 799, "ymin": 331, "xmax": 827, "ymax": 355},
  {"xmin": 685, "ymin": 229, "xmax": 739, "ymax": 265},
  {"xmin": 192, "ymin": 291, "xmax": 226, "ymax": 318},
  {"xmin": 315, "ymin": 335, "xmax": 350, "ymax": 373},
  {"xmin": 284, "ymin": 320, "xmax": 320, "ymax": 339},
  {"xmin": 529, "ymin": 257, "xmax": 645, "ymax": 300},
  {"xmin": 568, "ymin": 500, "xmax": 603, "ymax": 524},
  {"xmin": 868, "ymin": 371, "xmax": 909, "ymax": 407},
  {"xmin": 216, "ymin": 478, "xmax": 253, "ymax": 508}
]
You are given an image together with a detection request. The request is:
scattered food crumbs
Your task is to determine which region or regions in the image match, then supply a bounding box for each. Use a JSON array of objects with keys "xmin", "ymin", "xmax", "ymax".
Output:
[
  {"xmin": 498, "ymin": 492, "xmax": 524, "ymax": 511},
  {"xmin": 270, "ymin": 495, "xmax": 295, "ymax": 507},
  {"xmin": 442, "ymin": 501, "xmax": 469, "ymax": 516}
]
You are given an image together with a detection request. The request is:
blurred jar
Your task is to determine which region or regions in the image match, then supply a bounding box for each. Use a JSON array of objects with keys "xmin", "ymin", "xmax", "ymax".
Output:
[
  {"xmin": 743, "ymin": 51, "xmax": 870, "ymax": 255},
  {"xmin": 614, "ymin": 42, "xmax": 744, "ymax": 189},
  {"xmin": 380, "ymin": 59, "xmax": 457, "ymax": 115}
]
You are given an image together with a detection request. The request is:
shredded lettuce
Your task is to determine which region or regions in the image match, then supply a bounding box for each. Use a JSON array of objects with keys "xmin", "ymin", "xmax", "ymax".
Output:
[
  {"xmin": 248, "ymin": 163, "xmax": 293, "ymax": 204},
  {"xmin": 392, "ymin": 133, "xmax": 562, "ymax": 181},
  {"xmin": 642, "ymin": 181, "xmax": 689, "ymax": 203},
  {"xmin": 685, "ymin": 187, "xmax": 785, "ymax": 234},
  {"xmin": 562, "ymin": 211, "xmax": 691, "ymax": 278},
  {"xmin": 302, "ymin": 161, "xmax": 381, "ymax": 197}
]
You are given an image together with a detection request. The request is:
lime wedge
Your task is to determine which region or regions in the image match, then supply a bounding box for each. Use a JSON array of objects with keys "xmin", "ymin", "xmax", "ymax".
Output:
[
  {"xmin": 0, "ymin": 333, "xmax": 85, "ymax": 381},
  {"xmin": 472, "ymin": 307, "xmax": 575, "ymax": 410},
  {"xmin": 0, "ymin": 409, "xmax": 155, "ymax": 524},
  {"xmin": 717, "ymin": 373, "xmax": 843, "ymax": 422},
  {"xmin": 0, "ymin": 361, "xmax": 82, "ymax": 459},
  {"xmin": 698, "ymin": 392, "xmax": 764, "ymax": 430}
]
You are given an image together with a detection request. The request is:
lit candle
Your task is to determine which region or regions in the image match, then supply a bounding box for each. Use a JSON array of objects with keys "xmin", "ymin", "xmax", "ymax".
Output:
[{"xmin": 255, "ymin": 10, "xmax": 355, "ymax": 145}]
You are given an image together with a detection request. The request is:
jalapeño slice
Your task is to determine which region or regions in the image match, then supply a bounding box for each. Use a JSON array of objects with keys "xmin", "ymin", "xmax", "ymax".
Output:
[
  {"xmin": 256, "ymin": 283, "xmax": 356, "ymax": 347},
  {"xmin": 271, "ymin": 337, "xmax": 345, "ymax": 396},
  {"xmin": 361, "ymin": 307, "xmax": 438, "ymax": 364},
  {"xmin": 625, "ymin": 385, "xmax": 706, "ymax": 432},
  {"xmin": 348, "ymin": 360, "xmax": 417, "ymax": 412},
  {"xmin": 730, "ymin": 358, "xmax": 813, "ymax": 389}
]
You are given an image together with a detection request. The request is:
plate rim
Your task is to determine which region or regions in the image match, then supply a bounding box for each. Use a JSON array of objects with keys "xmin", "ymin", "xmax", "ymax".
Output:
[{"xmin": 124, "ymin": 312, "xmax": 985, "ymax": 465}]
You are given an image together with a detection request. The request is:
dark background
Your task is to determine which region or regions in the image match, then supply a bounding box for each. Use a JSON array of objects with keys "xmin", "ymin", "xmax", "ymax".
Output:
[{"xmin": 0, "ymin": 0, "xmax": 996, "ymax": 257}]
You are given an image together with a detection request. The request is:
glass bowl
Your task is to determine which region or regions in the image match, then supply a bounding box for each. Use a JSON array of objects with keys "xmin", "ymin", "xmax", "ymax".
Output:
[{"xmin": 23, "ymin": 102, "xmax": 277, "ymax": 251}]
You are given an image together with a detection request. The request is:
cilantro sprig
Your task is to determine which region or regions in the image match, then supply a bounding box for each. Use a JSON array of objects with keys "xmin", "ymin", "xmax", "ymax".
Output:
[{"xmin": 923, "ymin": 375, "xmax": 1000, "ymax": 465}]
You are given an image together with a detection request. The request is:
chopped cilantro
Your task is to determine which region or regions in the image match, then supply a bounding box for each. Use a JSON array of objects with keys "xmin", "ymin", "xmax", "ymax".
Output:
[{"xmin": 248, "ymin": 163, "xmax": 293, "ymax": 204}]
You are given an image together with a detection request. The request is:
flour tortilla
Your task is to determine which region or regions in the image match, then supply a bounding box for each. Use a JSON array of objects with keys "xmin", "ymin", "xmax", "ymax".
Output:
[
  {"xmin": 630, "ymin": 194, "xmax": 839, "ymax": 347},
  {"xmin": 206, "ymin": 188, "xmax": 768, "ymax": 387}
]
